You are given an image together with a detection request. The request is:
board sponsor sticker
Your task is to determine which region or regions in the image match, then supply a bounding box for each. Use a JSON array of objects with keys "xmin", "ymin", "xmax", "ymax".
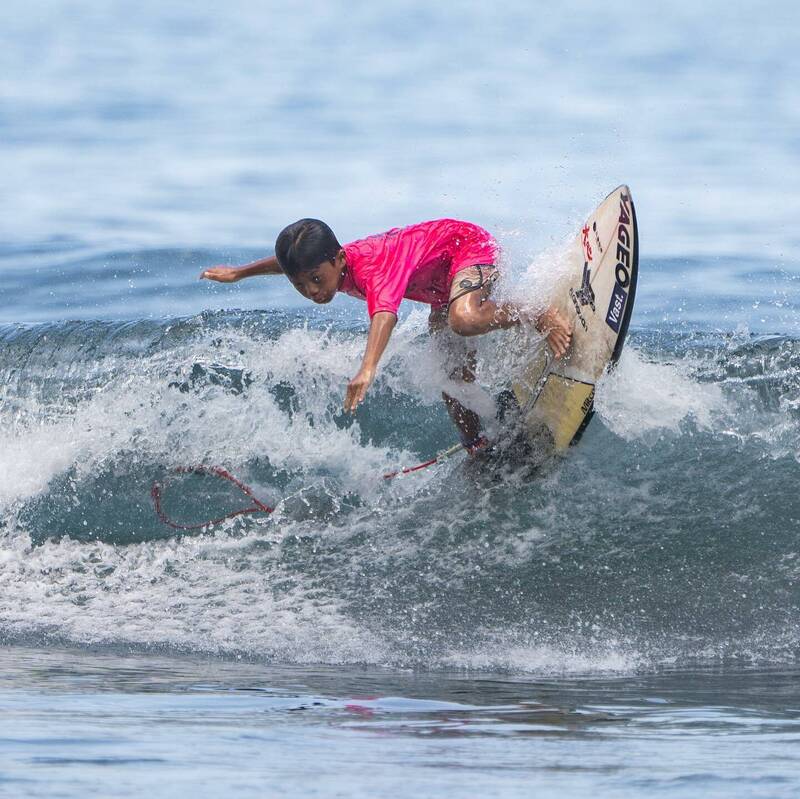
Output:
[
  {"xmin": 581, "ymin": 224, "xmax": 593, "ymax": 262},
  {"xmin": 592, "ymin": 221, "xmax": 604, "ymax": 255},
  {"xmin": 605, "ymin": 282, "xmax": 627, "ymax": 332},
  {"xmin": 606, "ymin": 192, "xmax": 632, "ymax": 332}
]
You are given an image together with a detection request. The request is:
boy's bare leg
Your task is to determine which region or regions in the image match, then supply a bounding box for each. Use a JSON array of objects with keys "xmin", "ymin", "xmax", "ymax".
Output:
[
  {"xmin": 448, "ymin": 289, "xmax": 572, "ymax": 359},
  {"xmin": 442, "ymin": 352, "xmax": 482, "ymax": 447},
  {"xmin": 428, "ymin": 308, "xmax": 483, "ymax": 446},
  {"xmin": 428, "ymin": 273, "xmax": 574, "ymax": 447}
]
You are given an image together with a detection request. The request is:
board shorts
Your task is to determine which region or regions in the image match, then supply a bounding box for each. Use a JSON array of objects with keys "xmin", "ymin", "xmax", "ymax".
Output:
[
  {"xmin": 430, "ymin": 264, "xmax": 500, "ymax": 373},
  {"xmin": 446, "ymin": 263, "xmax": 499, "ymax": 311}
]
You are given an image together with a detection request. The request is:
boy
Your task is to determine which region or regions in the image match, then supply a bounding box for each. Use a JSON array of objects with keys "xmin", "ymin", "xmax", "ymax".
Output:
[{"xmin": 200, "ymin": 218, "xmax": 571, "ymax": 454}]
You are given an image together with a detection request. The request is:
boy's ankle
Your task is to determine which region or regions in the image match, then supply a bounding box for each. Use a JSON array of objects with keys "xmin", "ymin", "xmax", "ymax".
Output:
[{"xmin": 462, "ymin": 433, "xmax": 491, "ymax": 456}]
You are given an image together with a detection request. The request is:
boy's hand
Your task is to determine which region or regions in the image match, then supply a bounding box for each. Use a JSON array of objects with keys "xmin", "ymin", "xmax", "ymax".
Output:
[
  {"xmin": 345, "ymin": 366, "xmax": 376, "ymax": 413},
  {"xmin": 199, "ymin": 266, "xmax": 241, "ymax": 283},
  {"xmin": 535, "ymin": 306, "xmax": 573, "ymax": 360},
  {"xmin": 345, "ymin": 311, "xmax": 396, "ymax": 413}
]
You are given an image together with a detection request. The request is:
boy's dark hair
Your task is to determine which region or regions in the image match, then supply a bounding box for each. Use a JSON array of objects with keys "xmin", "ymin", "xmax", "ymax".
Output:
[{"xmin": 275, "ymin": 219, "xmax": 341, "ymax": 276}]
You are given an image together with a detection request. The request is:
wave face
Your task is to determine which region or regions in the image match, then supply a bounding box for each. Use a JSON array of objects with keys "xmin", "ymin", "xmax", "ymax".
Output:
[{"xmin": 2, "ymin": 308, "xmax": 799, "ymax": 672}]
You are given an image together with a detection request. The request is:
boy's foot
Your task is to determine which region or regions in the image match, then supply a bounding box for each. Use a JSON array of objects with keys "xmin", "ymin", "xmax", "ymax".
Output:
[{"xmin": 462, "ymin": 434, "xmax": 493, "ymax": 457}]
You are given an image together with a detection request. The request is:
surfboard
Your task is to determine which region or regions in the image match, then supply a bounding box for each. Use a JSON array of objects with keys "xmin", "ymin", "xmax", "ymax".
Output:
[{"xmin": 508, "ymin": 185, "xmax": 638, "ymax": 453}]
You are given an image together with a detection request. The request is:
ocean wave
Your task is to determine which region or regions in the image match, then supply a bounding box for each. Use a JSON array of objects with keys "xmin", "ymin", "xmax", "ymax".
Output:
[{"xmin": 1, "ymin": 312, "xmax": 799, "ymax": 670}]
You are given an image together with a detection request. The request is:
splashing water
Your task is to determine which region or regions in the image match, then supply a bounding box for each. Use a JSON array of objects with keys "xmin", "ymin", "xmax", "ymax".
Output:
[{"xmin": 2, "ymin": 298, "xmax": 799, "ymax": 671}]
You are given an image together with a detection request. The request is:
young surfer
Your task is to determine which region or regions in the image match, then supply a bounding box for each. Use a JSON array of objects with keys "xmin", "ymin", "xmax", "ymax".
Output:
[{"xmin": 200, "ymin": 218, "xmax": 571, "ymax": 454}]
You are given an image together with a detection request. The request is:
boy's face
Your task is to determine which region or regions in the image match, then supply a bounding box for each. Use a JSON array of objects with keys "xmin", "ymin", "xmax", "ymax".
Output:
[{"xmin": 286, "ymin": 250, "xmax": 346, "ymax": 304}]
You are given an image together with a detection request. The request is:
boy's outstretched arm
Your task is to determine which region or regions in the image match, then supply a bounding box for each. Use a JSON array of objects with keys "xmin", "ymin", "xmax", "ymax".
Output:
[
  {"xmin": 344, "ymin": 312, "xmax": 397, "ymax": 413},
  {"xmin": 200, "ymin": 255, "xmax": 283, "ymax": 283}
]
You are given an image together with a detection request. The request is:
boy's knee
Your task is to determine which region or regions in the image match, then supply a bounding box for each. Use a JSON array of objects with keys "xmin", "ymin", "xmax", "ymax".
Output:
[{"xmin": 448, "ymin": 308, "xmax": 481, "ymax": 337}]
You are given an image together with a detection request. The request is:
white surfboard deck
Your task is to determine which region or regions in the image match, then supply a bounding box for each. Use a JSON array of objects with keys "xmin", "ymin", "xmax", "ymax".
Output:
[{"xmin": 510, "ymin": 185, "xmax": 638, "ymax": 452}]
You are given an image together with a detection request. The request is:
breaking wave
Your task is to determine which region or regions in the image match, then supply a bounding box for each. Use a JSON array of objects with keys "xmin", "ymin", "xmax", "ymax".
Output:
[{"xmin": 1, "ymin": 310, "xmax": 799, "ymax": 671}]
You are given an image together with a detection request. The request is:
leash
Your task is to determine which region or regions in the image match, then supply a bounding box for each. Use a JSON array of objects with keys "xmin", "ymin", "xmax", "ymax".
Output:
[
  {"xmin": 151, "ymin": 465, "xmax": 275, "ymax": 531},
  {"xmin": 151, "ymin": 443, "xmax": 465, "ymax": 531},
  {"xmin": 380, "ymin": 442, "xmax": 464, "ymax": 479}
]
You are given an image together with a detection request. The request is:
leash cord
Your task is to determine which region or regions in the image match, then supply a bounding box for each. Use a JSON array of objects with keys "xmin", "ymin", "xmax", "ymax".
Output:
[{"xmin": 151, "ymin": 444, "xmax": 464, "ymax": 531}]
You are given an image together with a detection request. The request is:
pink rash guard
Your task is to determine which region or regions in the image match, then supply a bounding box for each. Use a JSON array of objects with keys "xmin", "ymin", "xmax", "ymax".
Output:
[{"xmin": 338, "ymin": 219, "xmax": 498, "ymax": 317}]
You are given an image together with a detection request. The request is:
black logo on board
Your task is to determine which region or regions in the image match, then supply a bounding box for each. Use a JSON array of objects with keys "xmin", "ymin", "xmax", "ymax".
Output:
[{"xmin": 574, "ymin": 262, "xmax": 595, "ymax": 311}]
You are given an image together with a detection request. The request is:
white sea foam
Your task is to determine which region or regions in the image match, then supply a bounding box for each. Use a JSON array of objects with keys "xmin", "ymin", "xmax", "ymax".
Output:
[
  {"xmin": 443, "ymin": 642, "xmax": 643, "ymax": 675},
  {"xmin": 0, "ymin": 324, "xmax": 428, "ymax": 509},
  {"xmin": 595, "ymin": 347, "xmax": 726, "ymax": 441},
  {"xmin": 2, "ymin": 315, "xmax": 800, "ymax": 669},
  {"xmin": 0, "ymin": 525, "xmax": 391, "ymax": 663}
]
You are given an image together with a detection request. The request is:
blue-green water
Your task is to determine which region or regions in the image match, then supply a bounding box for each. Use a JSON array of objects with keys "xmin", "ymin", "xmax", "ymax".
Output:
[
  {"xmin": 4, "ymin": 648, "xmax": 800, "ymax": 799},
  {"xmin": 2, "ymin": 1, "xmax": 800, "ymax": 796}
]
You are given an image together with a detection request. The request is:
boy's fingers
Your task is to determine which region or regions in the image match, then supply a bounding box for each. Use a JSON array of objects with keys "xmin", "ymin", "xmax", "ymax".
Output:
[
  {"xmin": 345, "ymin": 383, "xmax": 358, "ymax": 412},
  {"xmin": 549, "ymin": 332, "xmax": 569, "ymax": 358},
  {"xmin": 345, "ymin": 373, "xmax": 374, "ymax": 413}
]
